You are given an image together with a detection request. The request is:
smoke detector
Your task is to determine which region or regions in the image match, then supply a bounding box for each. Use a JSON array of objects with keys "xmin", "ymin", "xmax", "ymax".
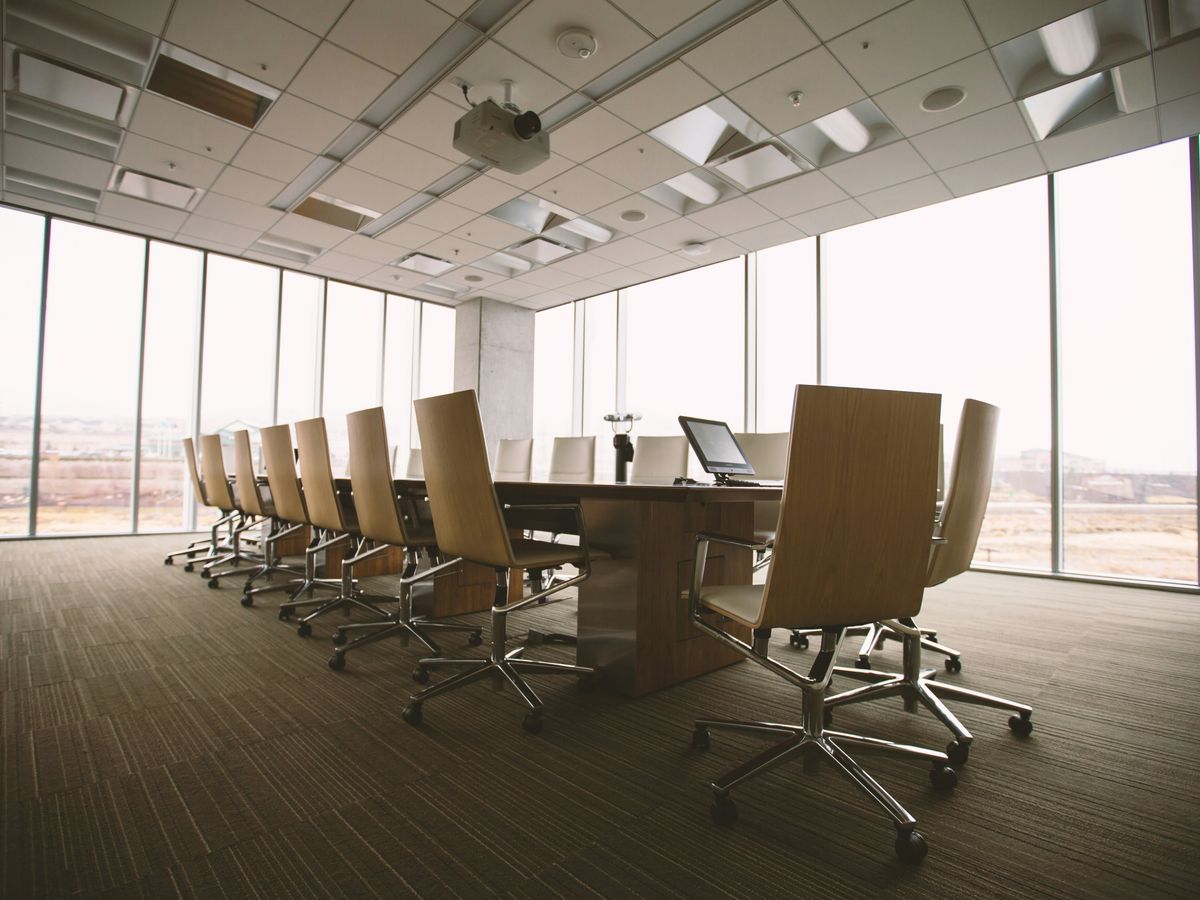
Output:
[{"xmin": 557, "ymin": 28, "xmax": 598, "ymax": 59}]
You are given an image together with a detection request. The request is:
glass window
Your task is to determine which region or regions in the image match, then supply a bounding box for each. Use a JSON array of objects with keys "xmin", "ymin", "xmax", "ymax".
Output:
[
  {"xmin": 418, "ymin": 303, "xmax": 455, "ymax": 400},
  {"xmin": 276, "ymin": 272, "xmax": 323, "ymax": 426},
  {"xmin": 0, "ymin": 208, "xmax": 45, "ymax": 535},
  {"xmin": 624, "ymin": 260, "xmax": 746, "ymax": 474},
  {"xmin": 823, "ymin": 178, "xmax": 1052, "ymax": 571},
  {"xmin": 38, "ymin": 221, "xmax": 145, "ymax": 534},
  {"xmin": 1056, "ymin": 139, "xmax": 1197, "ymax": 583},
  {"xmin": 137, "ymin": 242, "xmax": 202, "ymax": 532},
  {"xmin": 582, "ymin": 292, "xmax": 618, "ymax": 479},
  {"xmin": 322, "ymin": 282, "xmax": 384, "ymax": 474},
  {"xmin": 383, "ymin": 295, "xmax": 417, "ymax": 473},
  {"xmin": 755, "ymin": 238, "xmax": 818, "ymax": 432},
  {"xmin": 532, "ymin": 302, "xmax": 575, "ymax": 478}
]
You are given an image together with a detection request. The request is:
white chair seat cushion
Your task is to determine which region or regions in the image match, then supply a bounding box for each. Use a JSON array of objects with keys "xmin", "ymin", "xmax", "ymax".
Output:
[{"xmin": 700, "ymin": 584, "xmax": 765, "ymax": 627}]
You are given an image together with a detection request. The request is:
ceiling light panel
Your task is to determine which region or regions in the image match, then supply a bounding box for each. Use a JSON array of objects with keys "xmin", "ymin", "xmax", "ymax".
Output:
[
  {"xmin": 396, "ymin": 252, "xmax": 457, "ymax": 276},
  {"xmin": 293, "ymin": 194, "xmax": 378, "ymax": 232},
  {"xmin": 4, "ymin": 167, "xmax": 102, "ymax": 212},
  {"xmin": 648, "ymin": 98, "xmax": 769, "ymax": 167},
  {"xmin": 643, "ymin": 168, "xmax": 729, "ymax": 215},
  {"xmin": 710, "ymin": 141, "xmax": 811, "ymax": 191},
  {"xmin": 14, "ymin": 53, "xmax": 126, "ymax": 120},
  {"xmin": 488, "ymin": 194, "xmax": 577, "ymax": 235},
  {"xmin": 509, "ymin": 237, "xmax": 576, "ymax": 264},
  {"xmin": 780, "ymin": 99, "xmax": 901, "ymax": 167},
  {"xmin": 148, "ymin": 45, "xmax": 279, "ymax": 128},
  {"xmin": 4, "ymin": 93, "xmax": 122, "ymax": 159},
  {"xmin": 111, "ymin": 167, "xmax": 202, "ymax": 210},
  {"xmin": 6, "ymin": 0, "xmax": 156, "ymax": 86}
]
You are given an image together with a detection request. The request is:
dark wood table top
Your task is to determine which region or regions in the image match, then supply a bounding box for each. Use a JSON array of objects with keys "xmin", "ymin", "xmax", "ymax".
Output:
[{"xmin": 387, "ymin": 477, "xmax": 782, "ymax": 503}]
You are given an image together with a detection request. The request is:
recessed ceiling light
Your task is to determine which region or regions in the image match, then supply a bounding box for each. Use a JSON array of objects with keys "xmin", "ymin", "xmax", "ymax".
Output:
[
  {"xmin": 921, "ymin": 86, "xmax": 967, "ymax": 112},
  {"xmin": 15, "ymin": 53, "xmax": 127, "ymax": 121},
  {"xmin": 620, "ymin": 209, "xmax": 647, "ymax": 223},
  {"xmin": 682, "ymin": 241, "xmax": 710, "ymax": 256},
  {"xmin": 396, "ymin": 253, "xmax": 456, "ymax": 276},
  {"xmin": 510, "ymin": 238, "xmax": 576, "ymax": 264},
  {"xmin": 112, "ymin": 168, "xmax": 200, "ymax": 209}
]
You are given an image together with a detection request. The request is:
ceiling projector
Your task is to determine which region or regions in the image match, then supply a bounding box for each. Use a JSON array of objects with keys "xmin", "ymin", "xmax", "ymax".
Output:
[{"xmin": 453, "ymin": 98, "xmax": 549, "ymax": 174}]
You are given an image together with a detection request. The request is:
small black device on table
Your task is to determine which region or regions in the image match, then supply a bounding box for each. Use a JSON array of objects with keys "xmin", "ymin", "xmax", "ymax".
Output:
[{"xmin": 677, "ymin": 416, "xmax": 759, "ymax": 486}]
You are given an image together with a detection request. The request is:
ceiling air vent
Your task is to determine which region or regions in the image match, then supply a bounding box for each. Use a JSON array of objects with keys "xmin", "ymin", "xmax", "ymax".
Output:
[
  {"xmin": 395, "ymin": 253, "xmax": 456, "ymax": 276},
  {"xmin": 5, "ymin": 167, "xmax": 101, "ymax": 212},
  {"xmin": 293, "ymin": 193, "xmax": 379, "ymax": 232},
  {"xmin": 111, "ymin": 167, "xmax": 202, "ymax": 210},
  {"xmin": 13, "ymin": 52, "xmax": 128, "ymax": 121},
  {"xmin": 147, "ymin": 45, "xmax": 278, "ymax": 128}
]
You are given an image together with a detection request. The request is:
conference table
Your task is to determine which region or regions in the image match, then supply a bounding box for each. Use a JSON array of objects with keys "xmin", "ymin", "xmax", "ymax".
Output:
[{"xmin": 393, "ymin": 477, "xmax": 782, "ymax": 697}]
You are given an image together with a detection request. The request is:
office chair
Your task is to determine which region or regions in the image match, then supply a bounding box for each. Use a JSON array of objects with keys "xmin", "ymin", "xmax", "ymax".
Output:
[
  {"xmin": 162, "ymin": 436, "xmax": 231, "ymax": 569},
  {"xmin": 688, "ymin": 385, "xmax": 955, "ymax": 863},
  {"xmin": 196, "ymin": 434, "xmax": 263, "ymax": 588},
  {"xmin": 327, "ymin": 407, "xmax": 481, "ymax": 671},
  {"xmin": 494, "ymin": 437, "xmax": 533, "ymax": 481},
  {"xmin": 402, "ymin": 389, "xmax": 594, "ymax": 734},
  {"xmin": 630, "ymin": 434, "xmax": 688, "ymax": 480},
  {"xmin": 405, "ymin": 448, "xmax": 424, "ymax": 477},
  {"xmin": 734, "ymin": 431, "xmax": 787, "ymax": 572},
  {"xmin": 825, "ymin": 399, "xmax": 1033, "ymax": 767},
  {"xmin": 276, "ymin": 417, "xmax": 391, "ymax": 636},
  {"xmin": 548, "ymin": 436, "xmax": 595, "ymax": 482}
]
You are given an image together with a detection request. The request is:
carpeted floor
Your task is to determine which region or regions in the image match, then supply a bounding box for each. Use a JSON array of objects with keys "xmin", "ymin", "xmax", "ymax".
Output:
[{"xmin": 2, "ymin": 534, "xmax": 1198, "ymax": 898}]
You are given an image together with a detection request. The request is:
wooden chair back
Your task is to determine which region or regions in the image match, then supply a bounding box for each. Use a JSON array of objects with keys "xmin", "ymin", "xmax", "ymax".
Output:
[
  {"xmin": 494, "ymin": 437, "xmax": 533, "ymax": 481},
  {"xmin": 260, "ymin": 424, "xmax": 307, "ymax": 525},
  {"xmin": 294, "ymin": 417, "xmax": 345, "ymax": 532},
  {"xmin": 232, "ymin": 430, "xmax": 266, "ymax": 517},
  {"xmin": 198, "ymin": 434, "xmax": 237, "ymax": 511},
  {"xmin": 182, "ymin": 437, "xmax": 207, "ymax": 505},
  {"xmin": 927, "ymin": 399, "xmax": 999, "ymax": 588},
  {"xmin": 631, "ymin": 435, "xmax": 688, "ymax": 480},
  {"xmin": 549, "ymin": 436, "xmax": 595, "ymax": 482},
  {"xmin": 757, "ymin": 385, "xmax": 940, "ymax": 629},
  {"xmin": 414, "ymin": 390, "xmax": 514, "ymax": 568},
  {"xmin": 347, "ymin": 407, "xmax": 411, "ymax": 547}
]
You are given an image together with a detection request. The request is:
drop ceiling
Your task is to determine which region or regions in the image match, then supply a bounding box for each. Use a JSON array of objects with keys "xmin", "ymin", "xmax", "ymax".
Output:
[{"xmin": 1, "ymin": 0, "xmax": 1197, "ymax": 311}]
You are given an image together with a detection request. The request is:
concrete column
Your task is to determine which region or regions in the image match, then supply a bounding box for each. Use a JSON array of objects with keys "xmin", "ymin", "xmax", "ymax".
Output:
[{"xmin": 453, "ymin": 298, "xmax": 535, "ymax": 461}]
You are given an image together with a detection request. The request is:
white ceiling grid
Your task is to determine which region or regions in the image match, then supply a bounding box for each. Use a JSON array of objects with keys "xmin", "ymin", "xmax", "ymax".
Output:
[{"xmin": 0, "ymin": 0, "xmax": 1197, "ymax": 312}]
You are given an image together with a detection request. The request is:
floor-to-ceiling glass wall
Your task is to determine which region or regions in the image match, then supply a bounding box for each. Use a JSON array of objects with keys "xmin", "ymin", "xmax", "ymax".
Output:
[
  {"xmin": 1056, "ymin": 139, "xmax": 1197, "ymax": 583},
  {"xmin": 383, "ymin": 294, "xmax": 417, "ymax": 472},
  {"xmin": 755, "ymin": 238, "xmax": 818, "ymax": 432},
  {"xmin": 322, "ymin": 283, "xmax": 384, "ymax": 474},
  {"xmin": 531, "ymin": 301, "xmax": 575, "ymax": 478},
  {"xmin": 276, "ymin": 271, "xmax": 324, "ymax": 426},
  {"xmin": 581, "ymin": 292, "xmax": 618, "ymax": 478}
]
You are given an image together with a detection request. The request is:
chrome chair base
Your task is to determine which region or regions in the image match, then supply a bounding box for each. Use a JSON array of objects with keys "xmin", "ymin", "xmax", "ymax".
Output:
[
  {"xmin": 788, "ymin": 621, "xmax": 958, "ymax": 671},
  {"xmin": 826, "ymin": 619, "xmax": 1032, "ymax": 767}
]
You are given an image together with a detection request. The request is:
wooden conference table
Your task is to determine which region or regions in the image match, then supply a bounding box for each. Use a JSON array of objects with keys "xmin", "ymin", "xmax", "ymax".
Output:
[{"xmin": 391, "ymin": 477, "xmax": 783, "ymax": 697}]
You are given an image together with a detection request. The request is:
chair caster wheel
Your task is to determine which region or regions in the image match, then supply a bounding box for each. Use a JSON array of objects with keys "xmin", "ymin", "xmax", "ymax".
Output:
[
  {"xmin": 789, "ymin": 633, "xmax": 808, "ymax": 649},
  {"xmin": 854, "ymin": 656, "xmax": 871, "ymax": 669},
  {"xmin": 710, "ymin": 794, "xmax": 737, "ymax": 826},
  {"xmin": 576, "ymin": 673, "xmax": 595, "ymax": 693},
  {"xmin": 412, "ymin": 667, "xmax": 429, "ymax": 684},
  {"xmin": 184, "ymin": 563, "xmax": 194, "ymax": 573},
  {"xmin": 331, "ymin": 630, "xmax": 347, "ymax": 646},
  {"xmin": 1009, "ymin": 713, "xmax": 1033, "ymax": 736},
  {"xmin": 402, "ymin": 703, "xmax": 422, "ymax": 726},
  {"xmin": 297, "ymin": 622, "xmax": 312, "ymax": 638},
  {"xmin": 521, "ymin": 712, "xmax": 543, "ymax": 734},
  {"xmin": 946, "ymin": 739, "xmax": 969, "ymax": 767},
  {"xmin": 277, "ymin": 608, "xmax": 292, "ymax": 621},
  {"xmin": 945, "ymin": 656, "xmax": 962, "ymax": 673},
  {"xmin": 691, "ymin": 728, "xmax": 710, "ymax": 750},
  {"xmin": 929, "ymin": 764, "xmax": 957, "ymax": 790},
  {"xmin": 328, "ymin": 654, "xmax": 345, "ymax": 671},
  {"xmin": 207, "ymin": 578, "xmax": 220, "ymax": 589},
  {"xmin": 240, "ymin": 594, "xmax": 253, "ymax": 607},
  {"xmin": 467, "ymin": 631, "xmax": 483, "ymax": 647},
  {"xmin": 163, "ymin": 557, "xmax": 173, "ymax": 566},
  {"xmin": 894, "ymin": 829, "xmax": 927, "ymax": 863}
]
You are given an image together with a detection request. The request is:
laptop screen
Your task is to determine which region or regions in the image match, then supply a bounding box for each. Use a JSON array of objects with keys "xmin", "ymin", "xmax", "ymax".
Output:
[{"xmin": 678, "ymin": 416, "xmax": 756, "ymax": 477}]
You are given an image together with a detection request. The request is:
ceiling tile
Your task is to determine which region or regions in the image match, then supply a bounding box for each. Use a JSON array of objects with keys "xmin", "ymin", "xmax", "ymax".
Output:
[
  {"xmin": 748, "ymin": 171, "xmax": 848, "ymax": 217},
  {"xmin": 515, "ymin": 266, "xmax": 579, "ymax": 289},
  {"xmin": 488, "ymin": 153, "xmax": 574, "ymax": 190},
  {"xmin": 856, "ymin": 174, "xmax": 953, "ymax": 217},
  {"xmin": 129, "ymin": 93, "xmax": 248, "ymax": 162},
  {"xmin": 441, "ymin": 174, "xmax": 523, "ymax": 213},
  {"xmin": 375, "ymin": 219, "xmax": 441, "ymax": 248},
  {"xmin": 590, "ymin": 267, "xmax": 637, "ymax": 288},
  {"xmin": 452, "ymin": 215, "xmax": 530, "ymax": 249},
  {"xmin": 309, "ymin": 250, "xmax": 380, "ymax": 277},
  {"xmin": 419, "ymin": 233, "xmax": 492, "ymax": 264},
  {"xmin": 684, "ymin": 2, "xmax": 819, "ymax": 91},
  {"xmin": 728, "ymin": 48, "xmax": 863, "ymax": 135},
  {"xmin": 609, "ymin": 0, "xmax": 718, "ymax": 37},
  {"xmin": 178, "ymin": 214, "xmax": 262, "ymax": 248},
  {"xmin": 630, "ymin": 253, "xmax": 696, "ymax": 278},
  {"xmin": 98, "ymin": 193, "xmax": 188, "ymax": 231},
  {"xmin": 332, "ymin": 234, "xmax": 405, "ymax": 263},
  {"xmin": 252, "ymin": 0, "xmax": 352, "ymax": 35},
  {"xmin": 516, "ymin": 291, "xmax": 572, "ymax": 310},
  {"xmin": 728, "ymin": 219, "xmax": 808, "ymax": 250},
  {"xmin": 433, "ymin": 265, "xmax": 507, "ymax": 291},
  {"xmin": 603, "ymin": 62, "xmax": 719, "ymax": 131},
  {"xmin": 785, "ymin": 0, "xmax": 908, "ymax": 41},
  {"xmin": 550, "ymin": 251, "xmax": 624, "ymax": 278},
  {"xmin": 348, "ymin": 134, "xmax": 457, "ymax": 189},
  {"xmin": 637, "ymin": 217, "xmax": 718, "ymax": 251},
  {"xmin": 822, "ymin": 140, "xmax": 933, "ymax": 195},
  {"xmin": 211, "ymin": 167, "xmax": 286, "ymax": 205},
  {"xmin": 1159, "ymin": 91, "xmax": 1200, "ymax": 143},
  {"xmin": 256, "ymin": 94, "xmax": 351, "ymax": 154},
  {"xmin": 1153, "ymin": 35, "xmax": 1200, "ymax": 103},
  {"xmin": 551, "ymin": 107, "xmax": 638, "ymax": 162},
  {"xmin": 490, "ymin": 279, "xmax": 542, "ymax": 299},
  {"xmin": 494, "ymin": 0, "xmax": 654, "ymax": 89},
  {"xmin": 873, "ymin": 52, "xmax": 1015, "ymax": 138},
  {"xmin": 232, "ymin": 135, "xmax": 315, "ymax": 181},
  {"xmin": 562, "ymin": 278, "xmax": 615, "ymax": 299},
  {"xmin": 407, "ymin": 199, "xmax": 476, "ymax": 231},
  {"xmin": 964, "ymin": 0, "xmax": 1099, "ymax": 45},
  {"xmin": 5, "ymin": 135, "xmax": 113, "ymax": 190},
  {"xmin": 328, "ymin": 0, "xmax": 453, "ymax": 74},
  {"xmin": 910, "ymin": 103, "xmax": 1033, "ymax": 170},
  {"xmin": 827, "ymin": 0, "xmax": 986, "ymax": 95},
  {"xmin": 1037, "ymin": 108, "xmax": 1161, "ymax": 172},
  {"xmin": 939, "ymin": 144, "xmax": 1047, "ymax": 197},
  {"xmin": 193, "ymin": 192, "xmax": 283, "ymax": 231},
  {"xmin": 686, "ymin": 195, "xmax": 777, "ymax": 233},
  {"xmin": 7, "ymin": 196, "xmax": 96, "ymax": 222},
  {"xmin": 165, "ymin": 0, "xmax": 319, "ymax": 89},
  {"xmin": 786, "ymin": 198, "xmax": 873, "ymax": 234},
  {"xmin": 72, "ymin": 0, "xmax": 172, "ymax": 33},
  {"xmin": 385, "ymin": 93, "xmax": 471, "ymax": 163},
  {"xmin": 318, "ymin": 166, "xmax": 413, "ymax": 214},
  {"xmin": 428, "ymin": 0, "xmax": 473, "ymax": 14},
  {"xmin": 532, "ymin": 166, "xmax": 627, "ymax": 213},
  {"xmin": 590, "ymin": 236, "xmax": 663, "ymax": 265},
  {"xmin": 590, "ymin": 193, "xmax": 679, "ymax": 235},
  {"xmin": 585, "ymin": 136, "xmax": 693, "ymax": 192},
  {"xmin": 270, "ymin": 212, "xmax": 354, "ymax": 248},
  {"xmin": 436, "ymin": 40, "xmax": 572, "ymax": 118},
  {"xmin": 96, "ymin": 217, "xmax": 175, "ymax": 241},
  {"xmin": 118, "ymin": 133, "xmax": 224, "ymax": 189},
  {"xmin": 288, "ymin": 42, "xmax": 394, "ymax": 118}
]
